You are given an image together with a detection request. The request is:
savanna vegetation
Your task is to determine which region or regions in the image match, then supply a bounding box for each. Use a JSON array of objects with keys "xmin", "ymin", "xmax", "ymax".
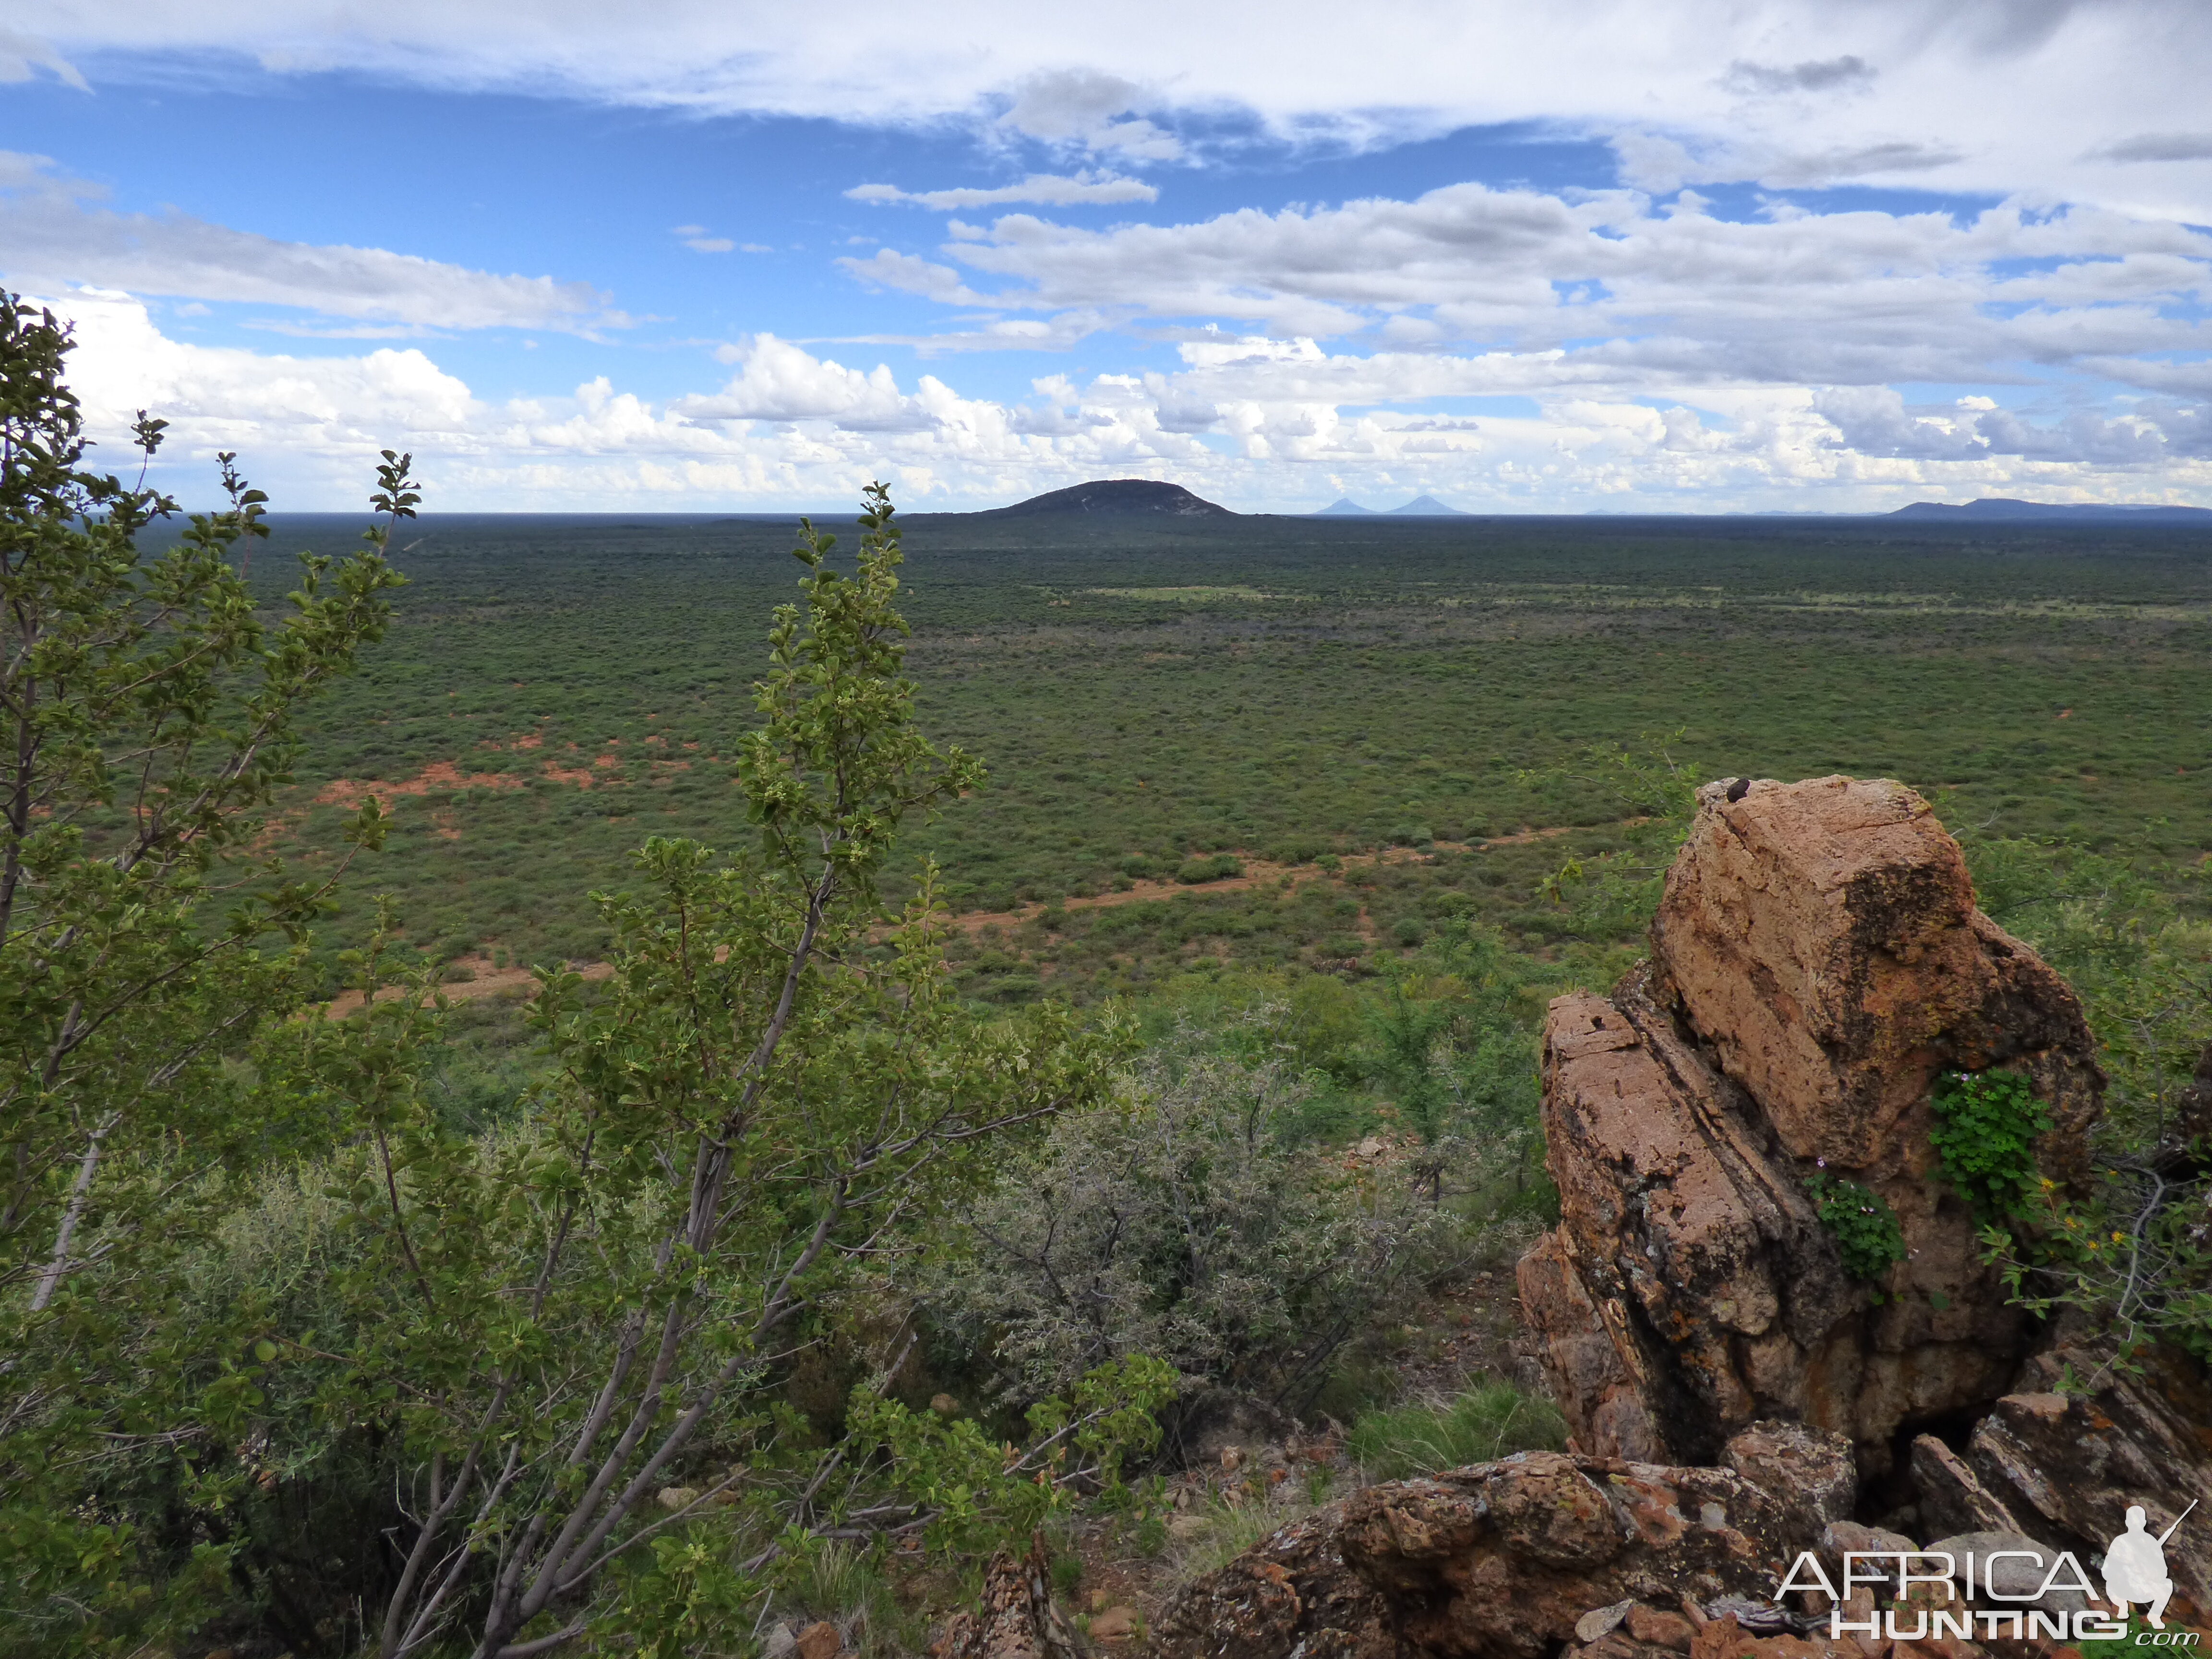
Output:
[{"xmin": 4, "ymin": 285, "xmax": 2208, "ymax": 1659}]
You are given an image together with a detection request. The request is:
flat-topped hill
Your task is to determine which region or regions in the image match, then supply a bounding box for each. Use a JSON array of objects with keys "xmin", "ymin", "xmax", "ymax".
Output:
[{"xmin": 951, "ymin": 479, "xmax": 1235, "ymax": 518}]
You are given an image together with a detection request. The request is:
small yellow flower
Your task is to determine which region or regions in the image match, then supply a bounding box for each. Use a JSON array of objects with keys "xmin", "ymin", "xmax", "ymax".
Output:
[{"xmin": 2112, "ymin": 1231, "xmax": 2126, "ymax": 1243}]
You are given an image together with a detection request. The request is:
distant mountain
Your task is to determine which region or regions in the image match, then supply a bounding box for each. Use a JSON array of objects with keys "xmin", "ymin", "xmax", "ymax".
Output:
[
  {"xmin": 1386, "ymin": 495, "xmax": 1472, "ymax": 517},
  {"xmin": 969, "ymin": 479, "xmax": 1235, "ymax": 518},
  {"xmin": 1891, "ymin": 497, "xmax": 2212, "ymax": 522},
  {"xmin": 1312, "ymin": 498, "xmax": 1380, "ymax": 515}
]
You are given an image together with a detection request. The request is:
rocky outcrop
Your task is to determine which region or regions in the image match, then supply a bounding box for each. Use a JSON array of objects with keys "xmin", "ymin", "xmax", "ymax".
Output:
[
  {"xmin": 1130, "ymin": 775, "xmax": 2211, "ymax": 1659},
  {"xmin": 1518, "ymin": 777, "xmax": 2103, "ymax": 1475},
  {"xmin": 1154, "ymin": 1431, "xmax": 1855, "ymax": 1659}
]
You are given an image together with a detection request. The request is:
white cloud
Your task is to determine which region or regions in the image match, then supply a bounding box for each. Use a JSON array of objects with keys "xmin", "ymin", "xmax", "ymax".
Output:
[
  {"xmin": 24, "ymin": 0, "xmax": 2212, "ymax": 208},
  {"xmin": 29, "ymin": 288, "xmax": 2212, "ymax": 515},
  {"xmin": 0, "ymin": 151, "xmax": 624, "ymax": 332},
  {"xmin": 0, "ymin": 26, "xmax": 86, "ymax": 88},
  {"xmin": 861, "ymin": 185, "xmax": 2212, "ymax": 400},
  {"xmin": 834, "ymin": 248, "xmax": 1007, "ymax": 307},
  {"xmin": 847, "ymin": 171, "xmax": 1158, "ymax": 210}
]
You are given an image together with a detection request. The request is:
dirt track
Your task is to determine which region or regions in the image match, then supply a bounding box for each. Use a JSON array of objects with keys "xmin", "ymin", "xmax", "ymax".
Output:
[{"xmin": 317, "ymin": 823, "xmax": 1601, "ymax": 1018}]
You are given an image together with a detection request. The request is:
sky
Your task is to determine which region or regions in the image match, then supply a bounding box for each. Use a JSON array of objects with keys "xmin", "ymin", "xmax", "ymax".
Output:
[{"xmin": 4, "ymin": 0, "xmax": 2212, "ymax": 513}]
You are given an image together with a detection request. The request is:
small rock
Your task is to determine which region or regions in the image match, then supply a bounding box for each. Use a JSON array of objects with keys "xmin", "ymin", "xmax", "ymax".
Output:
[
  {"xmin": 1219, "ymin": 1446, "xmax": 1244, "ymax": 1472},
  {"xmin": 931, "ymin": 1393, "xmax": 959, "ymax": 1415},
  {"xmin": 1625, "ymin": 1606, "xmax": 1697, "ymax": 1651},
  {"xmin": 1576, "ymin": 1601, "xmax": 1635, "ymax": 1643},
  {"xmin": 764, "ymin": 1624, "xmax": 798, "ymax": 1659},
  {"xmin": 656, "ymin": 1485, "xmax": 700, "ymax": 1512},
  {"xmin": 1088, "ymin": 1606, "xmax": 1139, "ymax": 1642},
  {"xmin": 1090, "ymin": 1591, "xmax": 1108, "ymax": 1612},
  {"xmin": 794, "ymin": 1620, "xmax": 841, "ymax": 1659},
  {"xmin": 1818, "ymin": 1519, "xmax": 1916, "ymax": 1563},
  {"xmin": 1166, "ymin": 1512, "xmax": 1209, "ymax": 1541}
]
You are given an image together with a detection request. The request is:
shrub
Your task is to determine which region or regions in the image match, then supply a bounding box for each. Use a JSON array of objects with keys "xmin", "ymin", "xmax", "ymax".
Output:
[
  {"xmin": 1176, "ymin": 853, "xmax": 1244, "ymax": 884},
  {"xmin": 1345, "ymin": 1380, "xmax": 1567, "ymax": 1480},
  {"xmin": 928, "ymin": 1022, "xmax": 1457, "ymax": 1413}
]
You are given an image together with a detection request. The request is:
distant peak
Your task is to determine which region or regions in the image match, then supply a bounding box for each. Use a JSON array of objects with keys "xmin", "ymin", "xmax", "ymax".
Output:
[
  {"xmin": 1387, "ymin": 495, "xmax": 1471, "ymax": 516},
  {"xmin": 1311, "ymin": 498, "xmax": 1379, "ymax": 515}
]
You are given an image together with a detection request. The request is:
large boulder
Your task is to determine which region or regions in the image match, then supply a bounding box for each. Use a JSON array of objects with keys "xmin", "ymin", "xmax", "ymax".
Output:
[
  {"xmin": 1647, "ymin": 775, "xmax": 2101, "ymax": 1177},
  {"xmin": 1519, "ymin": 777, "xmax": 2102, "ymax": 1475}
]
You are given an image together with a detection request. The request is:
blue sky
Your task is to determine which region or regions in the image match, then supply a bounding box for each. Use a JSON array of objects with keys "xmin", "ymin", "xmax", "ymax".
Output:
[{"xmin": 5, "ymin": 0, "xmax": 2212, "ymax": 511}]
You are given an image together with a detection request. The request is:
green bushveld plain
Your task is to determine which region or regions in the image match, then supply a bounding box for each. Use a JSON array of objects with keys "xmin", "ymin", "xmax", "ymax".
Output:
[
  {"xmin": 265, "ymin": 506, "xmax": 2212, "ymax": 993},
  {"xmin": 9, "ymin": 267, "xmax": 2210, "ymax": 1659}
]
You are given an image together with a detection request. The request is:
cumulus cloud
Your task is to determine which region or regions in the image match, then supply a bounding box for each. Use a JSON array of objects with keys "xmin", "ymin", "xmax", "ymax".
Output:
[
  {"xmin": 31, "ymin": 288, "xmax": 2208, "ymax": 516},
  {"xmin": 998, "ymin": 72, "xmax": 1182, "ymax": 161},
  {"xmin": 856, "ymin": 184, "xmax": 2212, "ymax": 402},
  {"xmin": 846, "ymin": 171, "xmax": 1158, "ymax": 210},
  {"xmin": 834, "ymin": 248, "xmax": 1007, "ymax": 307},
  {"xmin": 0, "ymin": 152, "xmax": 624, "ymax": 332}
]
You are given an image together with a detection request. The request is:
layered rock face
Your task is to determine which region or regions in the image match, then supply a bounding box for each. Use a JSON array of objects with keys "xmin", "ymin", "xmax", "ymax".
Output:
[{"xmin": 1518, "ymin": 776, "xmax": 2103, "ymax": 1475}]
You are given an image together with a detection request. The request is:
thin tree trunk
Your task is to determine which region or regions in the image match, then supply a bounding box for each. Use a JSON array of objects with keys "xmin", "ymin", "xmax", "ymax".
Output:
[{"xmin": 29, "ymin": 1112, "xmax": 118, "ymax": 1312}]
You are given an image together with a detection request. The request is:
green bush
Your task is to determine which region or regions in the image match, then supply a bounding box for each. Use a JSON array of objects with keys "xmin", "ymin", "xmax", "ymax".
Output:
[
  {"xmin": 1929, "ymin": 1069, "xmax": 2051, "ymax": 1223},
  {"xmin": 1345, "ymin": 1380, "xmax": 1567, "ymax": 1480},
  {"xmin": 927, "ymin": 1020, "xmax": 1458, "ymax": 1412},
  {"xmin": 1176, "ymin": 854, "xmax": 1244, "ymax": 884}
]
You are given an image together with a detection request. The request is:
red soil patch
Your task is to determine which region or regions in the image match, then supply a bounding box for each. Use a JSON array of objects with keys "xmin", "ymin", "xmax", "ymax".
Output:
[
  {"xmin": 314, "ymin": 760, "xmax": 527, "ymax": 808},
  {"xmin": 320, "ymin": 953, "xmax": 614, "ymax": 1018}
]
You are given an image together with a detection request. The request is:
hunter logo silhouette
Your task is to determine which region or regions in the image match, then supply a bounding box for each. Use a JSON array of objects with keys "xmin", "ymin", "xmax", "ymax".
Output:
[{"xmin": 2106, "ymin": 1501, "xmax": 2194, "ymax": 1629}]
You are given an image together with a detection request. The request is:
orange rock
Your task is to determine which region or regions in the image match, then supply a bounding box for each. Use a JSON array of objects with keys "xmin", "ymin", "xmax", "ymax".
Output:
[
  {"xmin": 1648, "ymin": 776, "xmax": 2099, "ymax": 1176},
  {"xmin": 1519, "ymin": 777, "xmax": 2102, "ymax": 1473}
]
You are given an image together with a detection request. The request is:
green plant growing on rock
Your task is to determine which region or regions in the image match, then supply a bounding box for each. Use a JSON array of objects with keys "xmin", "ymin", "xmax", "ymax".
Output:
[
  {"xmin": 1804, "ymin": 1172, "xmax": 1907, "ymax": 1290},
  {"xmin": 1930, "ymin": 1068, "xmax": 2052, "ymax": 1223}
]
